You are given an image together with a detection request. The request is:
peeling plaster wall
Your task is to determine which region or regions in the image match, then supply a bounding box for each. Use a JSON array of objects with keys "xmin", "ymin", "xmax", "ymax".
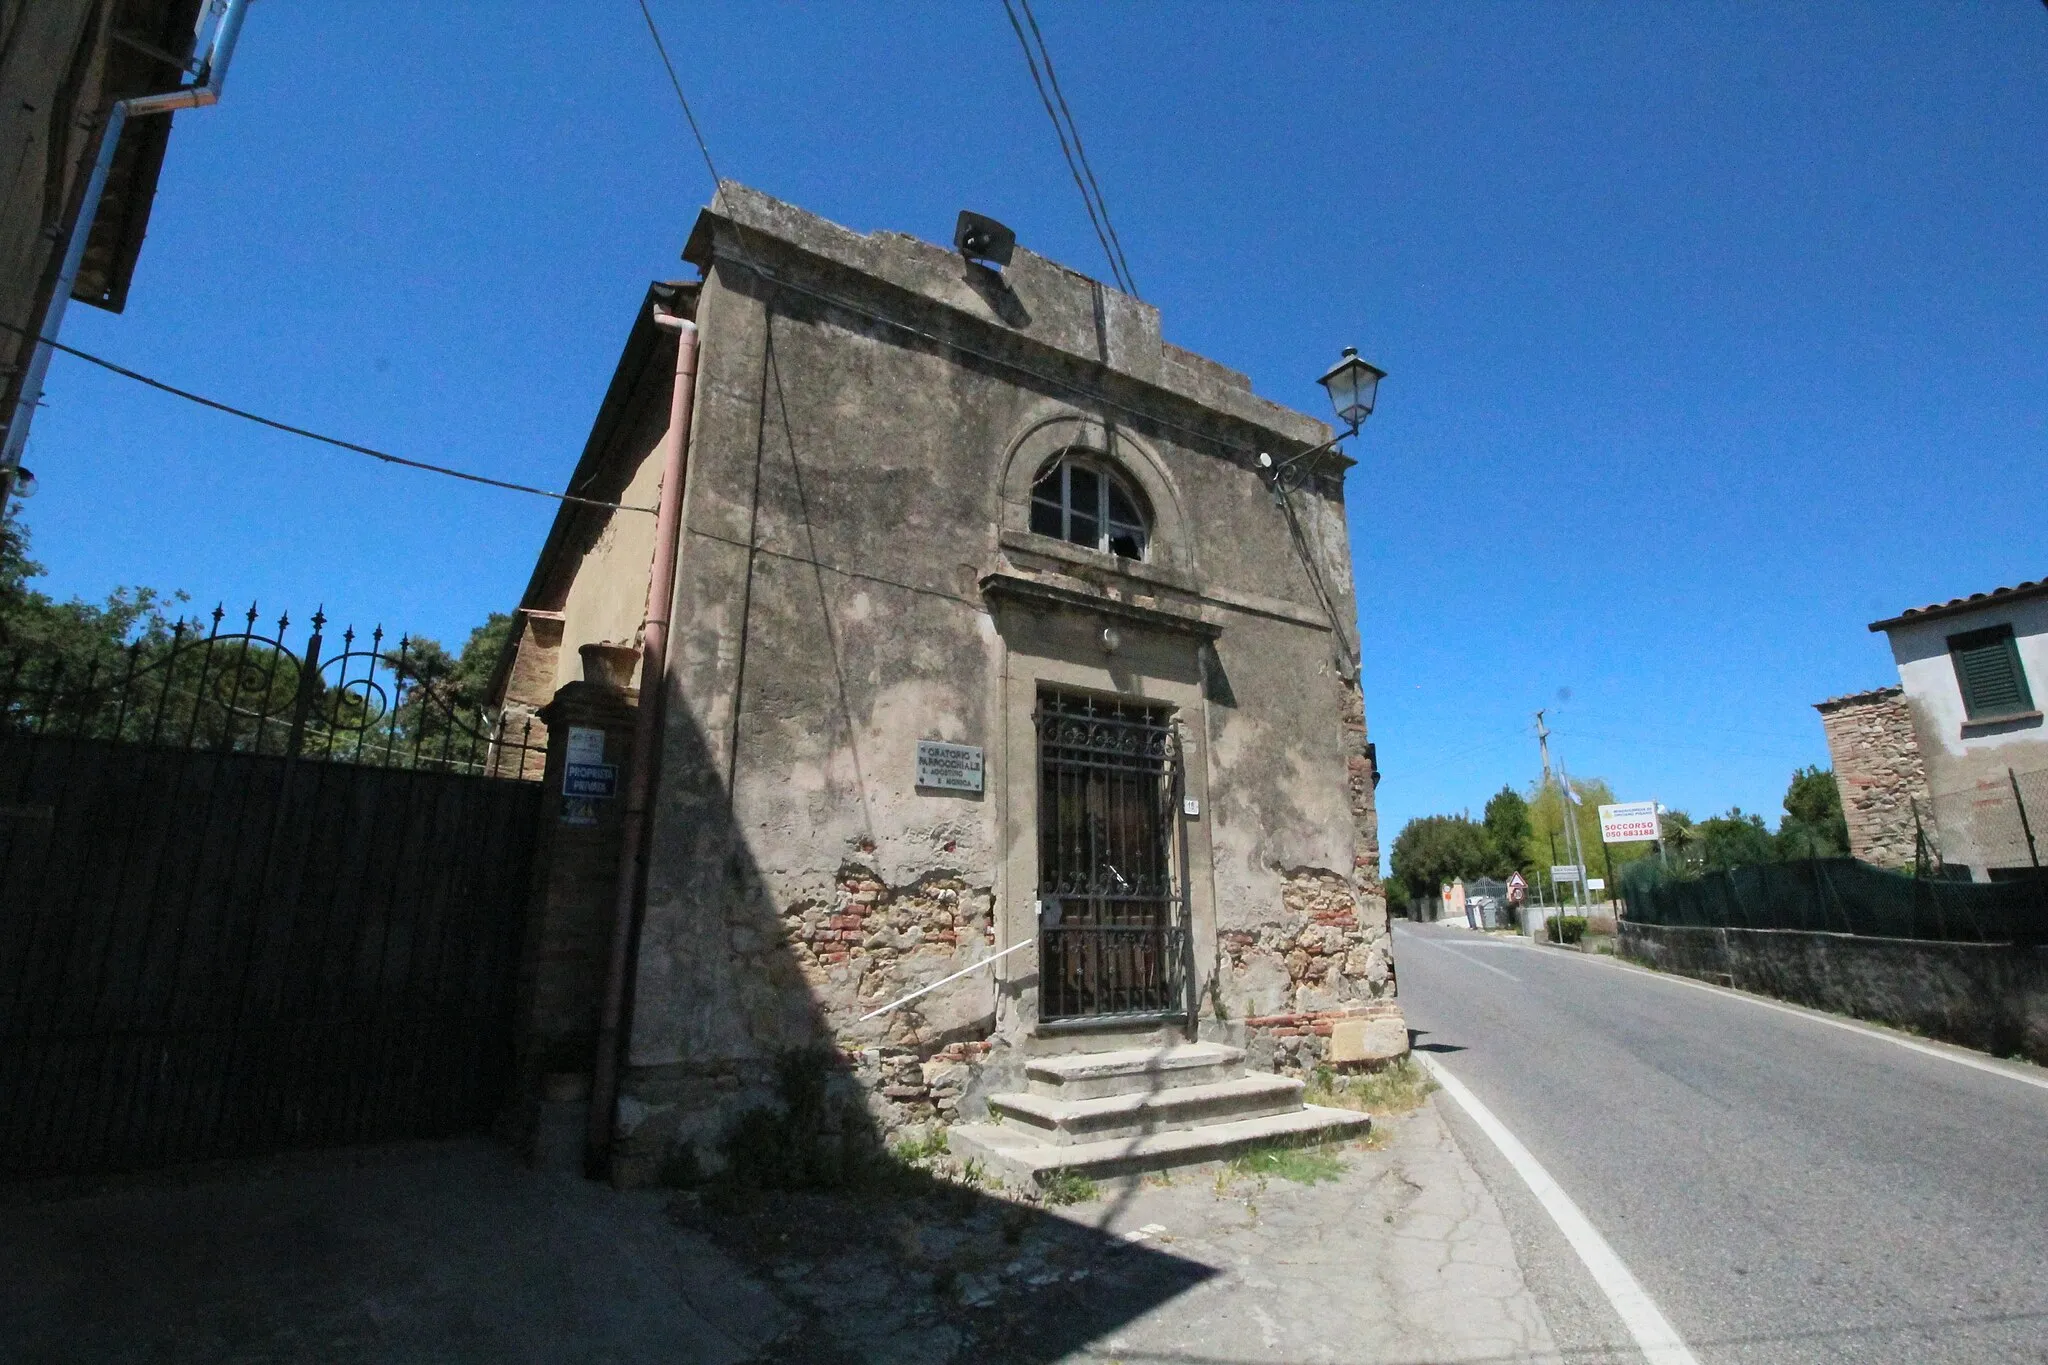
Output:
[
  {"xmin": 609, "ymin": 188, "xmax": 1391, "ymax": 1179},
  {"xmin": 551, "ymin": 400, "xmax": 670, "ymax": 694}
]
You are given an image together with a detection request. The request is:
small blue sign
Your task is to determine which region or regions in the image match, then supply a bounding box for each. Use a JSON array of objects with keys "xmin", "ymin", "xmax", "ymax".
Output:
[{"xmin": 564, "ymin": 762, "xmax": 619, "ymax": 799}]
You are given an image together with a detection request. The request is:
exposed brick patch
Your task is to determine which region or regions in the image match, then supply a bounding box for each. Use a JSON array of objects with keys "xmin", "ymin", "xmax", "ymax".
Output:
[{"xmin": 765, "ymin": 866, "xmax": 999, "ymax": 1133}]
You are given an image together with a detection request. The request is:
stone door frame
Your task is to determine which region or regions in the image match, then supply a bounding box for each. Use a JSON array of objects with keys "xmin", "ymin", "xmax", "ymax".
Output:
[{"xmin": 984, "ymin": 591, "xmax": 1219, "ymax": 1040}]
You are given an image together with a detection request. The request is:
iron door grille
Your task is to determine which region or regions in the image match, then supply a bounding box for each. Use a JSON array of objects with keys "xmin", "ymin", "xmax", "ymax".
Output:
[{"xmin": 1036, "ymin": 690, "xmax": 1189, "ymax": 1022}]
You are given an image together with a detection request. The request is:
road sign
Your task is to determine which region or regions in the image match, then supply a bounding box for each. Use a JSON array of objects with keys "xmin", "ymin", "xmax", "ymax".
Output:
[
  {"xmin": 1551, "ymin": 864, "xmax": 1582, "ymax": 883},
  {"xmin": 1598, "ymin": 801, "xmax": 1661, "ymax": 844},
  {"xmin": 1587, "ymin": 877, "xmax": 1606, "ymax": 892}
]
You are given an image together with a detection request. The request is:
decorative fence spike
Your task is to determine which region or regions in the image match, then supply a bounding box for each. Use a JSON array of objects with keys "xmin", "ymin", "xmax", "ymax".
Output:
[{"xmin": 0, "ymin": 601, "xmax": 545, "ymax": 779}]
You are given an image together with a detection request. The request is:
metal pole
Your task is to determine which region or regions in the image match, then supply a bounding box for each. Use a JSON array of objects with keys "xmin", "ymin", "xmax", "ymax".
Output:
[
  {"xmin": 2012, "ymin": 768, "xmax": 2040, "ymax": 870},
  {"xmin": 1558, "ymin": 758, "xmax": 1589, "ymax": 912},
  {"xmin": 587, "ymin": 309, "xmax": 698, "ymax": 1180}
]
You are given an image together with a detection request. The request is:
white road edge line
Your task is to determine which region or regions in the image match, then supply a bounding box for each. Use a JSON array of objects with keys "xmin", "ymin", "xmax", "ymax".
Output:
[
  {"xmin": 1416, "ymin": 1052, "xmax": 1700, "ymax": 1365},
  {"xmin": 1543, "ymin": 942, "xmax": 2048, "ymax": 1095}
]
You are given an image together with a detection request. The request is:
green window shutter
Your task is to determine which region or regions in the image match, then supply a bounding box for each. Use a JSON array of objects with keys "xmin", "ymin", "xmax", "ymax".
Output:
[{"xmin": 1948, "ymin": 626, "xmax": 2034, "ymax": 719}]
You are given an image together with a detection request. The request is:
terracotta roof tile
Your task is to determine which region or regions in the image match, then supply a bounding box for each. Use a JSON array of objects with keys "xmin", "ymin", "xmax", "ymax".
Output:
[{"xmin": 1868, "ymin": 577, "xmax": 2048, "ymax": 632}]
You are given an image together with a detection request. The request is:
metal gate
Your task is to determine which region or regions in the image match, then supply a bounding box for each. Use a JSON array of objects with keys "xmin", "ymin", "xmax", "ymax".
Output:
[
  {"xmin": 0, "ymin": 605, "xmax": 546, "ymax": 1179},
  {"xmin": 1035, "ymin": 689, "xmax": 1193, "ymax": 1023}
]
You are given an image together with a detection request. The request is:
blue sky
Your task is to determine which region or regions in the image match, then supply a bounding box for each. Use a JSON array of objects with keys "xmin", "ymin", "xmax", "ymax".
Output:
[{"xmin": 20, "ymin": 3, "xmax": 2048, "ymax": 863}]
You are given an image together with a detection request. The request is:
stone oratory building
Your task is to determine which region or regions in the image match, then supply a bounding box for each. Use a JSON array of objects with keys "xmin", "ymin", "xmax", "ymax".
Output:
[{"xmin": 491, "ymin": 186, "xmax": 1404, "ymax": 1186}]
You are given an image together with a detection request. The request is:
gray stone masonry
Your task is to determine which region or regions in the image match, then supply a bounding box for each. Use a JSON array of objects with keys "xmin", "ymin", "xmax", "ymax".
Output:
[{"xmin": 1817, "ymin": 686, "xmax": 1930, "ymax": 869}]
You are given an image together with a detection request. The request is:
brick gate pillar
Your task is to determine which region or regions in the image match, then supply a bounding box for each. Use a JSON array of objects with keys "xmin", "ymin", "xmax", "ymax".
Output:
[{"xmin": 510, "ymin": 670, "xmax": 638, "ymax": 1165}]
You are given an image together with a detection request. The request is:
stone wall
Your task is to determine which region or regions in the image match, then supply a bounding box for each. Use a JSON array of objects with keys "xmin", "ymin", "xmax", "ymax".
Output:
[
  {"xmin": 1223, "ymin": 868, "xmax": 1399, "ymax": 1074},
  {"xmin": 1619, "ymin": 920, "xmax": 2048, "ymax": 1065},
  {"xmin": 1816, "ymin": 686, "xmax": 1929, "ymax": 869}
]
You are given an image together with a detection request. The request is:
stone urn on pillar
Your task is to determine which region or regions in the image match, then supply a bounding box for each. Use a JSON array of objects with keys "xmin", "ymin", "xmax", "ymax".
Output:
[{"xmin": 578, "ymin": 641, "xmax": 640, "ymax": 692}]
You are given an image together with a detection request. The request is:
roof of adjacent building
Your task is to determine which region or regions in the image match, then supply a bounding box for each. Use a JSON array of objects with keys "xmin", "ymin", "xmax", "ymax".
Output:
[
  {"xmin": 1813, "ymin": 684, "xmax": 1903, "ymax": 713},
  {"xmin": 1867, "ymin": 577, "xmax": 2048, "ymax": 632},
  {"xmin": 70, "ymin": 0, "xmax": 210, "ymax": 313}
]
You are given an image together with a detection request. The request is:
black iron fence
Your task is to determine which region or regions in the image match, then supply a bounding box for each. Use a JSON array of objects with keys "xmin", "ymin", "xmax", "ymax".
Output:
[
  {"xmin": 0, "ymin": 603, "xmax": 547, "ymax": 1179},
  {"xmin": 0, "ymin": 602, "xmax": 542, "ymax": 777},
  {"xmin": 1619, "ymin": 857, "xmax": 2045, "ymax": 944}
]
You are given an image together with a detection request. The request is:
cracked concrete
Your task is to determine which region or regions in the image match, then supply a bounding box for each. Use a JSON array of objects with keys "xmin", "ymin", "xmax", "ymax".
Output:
[
  {"xmin": 0, "ymin": 1097, "xmax": 1558, "ymax": 1365},
  {"xmin": 689, "ymin": 1096, "xmax": 1560, "ymax": 1365},
  {"xmin": 1039, "ymin": 1099, "xmax": 1560, "ymax": 1365}
]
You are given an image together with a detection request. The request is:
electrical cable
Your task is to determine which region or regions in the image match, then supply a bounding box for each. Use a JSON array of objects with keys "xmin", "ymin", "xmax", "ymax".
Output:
[
  {"xmin": 1014, "ymin": 0, "xmax": 1138, "ymax": 297},
  {"xmin": 1000, "ymin": 0, "xmax": 1133, "ymax": 296},
  {"xmin": 0, "ymin": 319, "xmax": 655, "ymax": 514},
  {"xmin": 633, "ymin": 0, "xmax": 725, "ymax": 193}
]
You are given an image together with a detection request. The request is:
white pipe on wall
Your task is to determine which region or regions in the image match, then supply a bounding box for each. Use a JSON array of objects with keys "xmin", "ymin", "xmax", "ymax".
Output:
[{"xmin": 1, "ymin": 0, "xmax": 250, "ymax": 486}]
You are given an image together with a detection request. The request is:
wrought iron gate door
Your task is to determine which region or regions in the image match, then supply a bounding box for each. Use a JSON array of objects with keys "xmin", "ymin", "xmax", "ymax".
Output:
[
  {"xmin": 0, "ymin": 605, "xmax": 546, "ymax": 1179},
  {"xmin": 1036, "ymin": 690, "xmax": 1191, "ymax": 1023}
]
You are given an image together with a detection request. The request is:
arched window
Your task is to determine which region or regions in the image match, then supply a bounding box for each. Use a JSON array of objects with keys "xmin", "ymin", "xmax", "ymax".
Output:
[{"xmin": 1029, "ymin": 454, "xmax": 1149, "ymax": 560}]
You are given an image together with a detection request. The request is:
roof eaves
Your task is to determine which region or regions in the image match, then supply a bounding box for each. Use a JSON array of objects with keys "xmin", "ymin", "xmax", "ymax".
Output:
[
  {"xmin": 1867, "ymin": 577, "xmax": 2048, "ymax": 632},
  {"xmin": 482, "ymin": 279, "xmax": 696, "ymax": 703},
  {"xmin": 1814, "ymin": 684, "xmax": 1903, "ymax": 713}
]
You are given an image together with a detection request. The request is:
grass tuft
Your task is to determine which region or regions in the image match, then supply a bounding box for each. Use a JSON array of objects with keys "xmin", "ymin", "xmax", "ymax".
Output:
[
  {"xmin": 1228, "ymin": 1142, "xmax": 1345, "ymax": 1185},
  {"xmin": 1039, "ymin": 1169, "xmax": 1100, "ymax": 1205},
  {"xmin": 1303, "ymin": 1056, "xmax": 1437, "ymax": 1116},
  {"xmin": 891, "ymin": 1127, "xmax": 949, "ymax": 1165}
]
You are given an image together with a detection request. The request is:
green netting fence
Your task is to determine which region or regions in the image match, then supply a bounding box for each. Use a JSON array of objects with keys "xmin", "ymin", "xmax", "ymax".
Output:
[{"xmin": 1618, "ymin": 858, "xmax": 2046, "ymax": 944}]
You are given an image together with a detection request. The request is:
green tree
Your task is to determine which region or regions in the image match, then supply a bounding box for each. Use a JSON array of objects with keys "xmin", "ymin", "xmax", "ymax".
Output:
[
  {"xmin": 1482, "ymin": 786, "xmax": 1534, "ymax": 879},
  {"xmin": 1390, "ymin": 815, "xmax": 1498, "ymax": 898},
  {"xmin": 1776, "ymin": 765, "xmax": 1850, "ymax": 860},
  {"xmin": 1659, "ymin": 808, "xmax": 1702, "ymax": 874},
  {"xmin": 1698, "ymin": 808, "xmax": 1775, "ymax": 870},
  {"xmin": 0, "ymin": 511, "xmax": 184, "ymax": 671}
]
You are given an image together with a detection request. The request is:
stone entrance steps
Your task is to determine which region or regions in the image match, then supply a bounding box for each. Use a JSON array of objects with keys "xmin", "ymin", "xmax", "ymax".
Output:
[{"xmin": 949, "ymin": 1040, "xmax": 1368, "ymax": 1186}]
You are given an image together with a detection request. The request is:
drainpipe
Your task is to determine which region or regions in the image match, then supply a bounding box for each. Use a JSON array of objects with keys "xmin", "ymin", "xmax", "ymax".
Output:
[
  {"xmin": 587, "ymin": 307, "xmax": 699, "ymax": 1180},
  {"xmin": 1, "ymin": 0, "xmax": 251, "ymax": 500}
]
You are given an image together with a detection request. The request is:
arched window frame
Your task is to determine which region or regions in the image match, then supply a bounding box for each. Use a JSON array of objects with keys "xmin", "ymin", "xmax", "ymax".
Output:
[{"xmin": 1028, "ymin": 452, "xmax": 1151, "ymax": 561}]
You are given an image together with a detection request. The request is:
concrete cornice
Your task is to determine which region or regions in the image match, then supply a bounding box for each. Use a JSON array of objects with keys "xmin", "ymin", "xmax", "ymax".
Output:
[{"xmin": 978, "ymin": 569, "xmax": 1225, "ymax": 641}]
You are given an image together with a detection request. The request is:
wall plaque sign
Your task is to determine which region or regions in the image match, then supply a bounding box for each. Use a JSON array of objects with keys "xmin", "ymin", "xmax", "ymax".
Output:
[
  {"xmin": 915, "ymin": 740, "xmax": 983, "ymax": 793},
  {"xmin": 561, "ymin": 725, "xmax": 613, "ymax": 825}
]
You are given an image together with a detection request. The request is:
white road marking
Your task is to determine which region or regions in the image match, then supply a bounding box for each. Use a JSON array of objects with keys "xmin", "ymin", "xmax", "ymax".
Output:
[
  {"xmin": 1404, "ymin": 931, "xmax": 1523, "ymax": 980},
  {"xmin": 1417, "ymin": 1053, "xmax": 1700, "ymax": 1365},
  {"xmin": 1542, "ymin": 941, "xmax": 2048, "ymax": 1096}
]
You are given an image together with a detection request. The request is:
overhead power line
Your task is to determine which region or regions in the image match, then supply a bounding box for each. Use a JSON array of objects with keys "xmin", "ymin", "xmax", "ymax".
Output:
[
  {"xmin": 1000, "ymin": 0, "xmax": 1139, "ymax": 298},
  {"xmin": 634, "ymin": 0, "xmax": 725, "ymax": 193},
  {"xmin": 0, "ymin": 320, "xmax": 654, "ymax": 514}
]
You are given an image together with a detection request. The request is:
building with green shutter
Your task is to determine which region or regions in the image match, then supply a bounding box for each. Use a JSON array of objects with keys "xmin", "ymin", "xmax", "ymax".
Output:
[{"xmin": 1819, "ymin": 576, "xmax": 2047, "ymax": 881}]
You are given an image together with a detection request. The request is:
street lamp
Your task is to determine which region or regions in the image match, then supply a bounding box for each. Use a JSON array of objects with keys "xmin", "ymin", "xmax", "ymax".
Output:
[
  {"xmin": 1257, "ymin": 346, "xmax": 1387, "ymax": 494},
  {"xmin": 1318, "ymin": 347, "xmax": 1385, "ymax": 431}
]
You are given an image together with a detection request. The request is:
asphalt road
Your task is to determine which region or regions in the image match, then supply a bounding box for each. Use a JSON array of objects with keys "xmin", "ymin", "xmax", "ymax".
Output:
[{"xmin": 1393, "ymin": 919, "xmax": 2048, "ymax": 1365}]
